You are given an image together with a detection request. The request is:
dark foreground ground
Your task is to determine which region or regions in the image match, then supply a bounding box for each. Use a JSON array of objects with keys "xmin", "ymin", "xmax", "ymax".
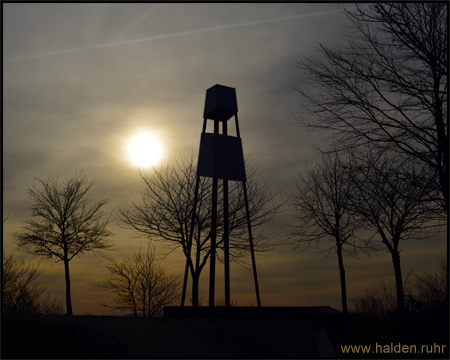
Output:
[
  {"xmin": 328, "ymin": 312, "xmax": 449, "ymax": 359},
  {"xmin": 4, "ymin": 311, "xmax": 447, "ymax": 359},
  {"xmin": 2, "ymin": 313, "xmax": 320, "ymax": 358}
]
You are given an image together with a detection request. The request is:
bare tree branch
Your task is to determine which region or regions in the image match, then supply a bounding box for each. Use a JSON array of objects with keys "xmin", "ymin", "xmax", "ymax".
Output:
[
  {"xmin": 117, "ymin": 153, "xmax": 284, "ymax": 306},
  {"xmin": 2, "ymin": 250, "xmax": 64, "ymax": 315},
  {"xmin": 97, "ymin": 244, "xmax": 180, "ymax": 316},
  {"xmin": 289, "ymin": 151, "xmax": 376, "ymax": 313},
  {"xmin": 294, "ymin": 3, "xmax": 447, "ymax": 213},
  {"xmin": 13, "ymin": 172, "xmax": 114, "ymax": 315},
  {"xmin": 345, "ymin": 147, "xmax": 443, "ymax": 313}
]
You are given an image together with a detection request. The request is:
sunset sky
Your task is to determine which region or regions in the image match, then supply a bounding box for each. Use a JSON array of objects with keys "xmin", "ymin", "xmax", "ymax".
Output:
[{"xmin": 3, "ymin": 3, "xmax": 446, "ymax": 315}]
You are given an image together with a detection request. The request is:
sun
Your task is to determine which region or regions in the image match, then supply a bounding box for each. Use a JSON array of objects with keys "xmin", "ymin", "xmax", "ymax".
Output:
[{"xmin": 127, "ymin": 132, "xmax": 163, "ymax": 167}]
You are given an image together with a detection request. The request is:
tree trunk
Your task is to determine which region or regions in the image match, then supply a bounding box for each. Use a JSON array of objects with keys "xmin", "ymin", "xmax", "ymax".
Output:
[
  {"xmin": 131, "ymin": 293, "xmax": 137, "ymax": 317},
  {"xmin": 148, "ymin": 286, "xmax": 152, "ymax": 317},
  {"xmin": 191, "ymin": 242, "xmax": 201, "ymax": 307},
  {"xmin": 432, "ymin": 65, "xmax": 448, "ymax": 213},
  {"xmin": 142, "ymin": 288, "xmax": 146, "ymax": 317},
  {"xmin": 191, "ymin": 272, "xmax": 199, "ymax": 307},
  {"xmin": 391, "ymin": 250, "xmax": 405, "ymax": 314},
  {"xmin": 336, "ymin": 243, "xmax": 348, "ymax": 314},
  {"xmin": 64, "ymin": 259, "xmax": 73, "ymax": 315}
]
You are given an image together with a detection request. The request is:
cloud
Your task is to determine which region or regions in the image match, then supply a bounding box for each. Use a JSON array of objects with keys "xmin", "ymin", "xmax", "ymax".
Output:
[{"xmin": 4, "ymin": 8, "xmax": 345, "ymax": 64}]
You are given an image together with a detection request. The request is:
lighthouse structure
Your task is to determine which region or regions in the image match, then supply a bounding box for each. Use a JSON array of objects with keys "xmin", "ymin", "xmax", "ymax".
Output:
[{"xmin": 180, "ymin": 84, "xmax": 261, "ymax": 321}]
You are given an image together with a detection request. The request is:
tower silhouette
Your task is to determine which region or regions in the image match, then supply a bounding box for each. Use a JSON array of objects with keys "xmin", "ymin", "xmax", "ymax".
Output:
[{"xmin": 180, "ymin": 84, "xmax": 261, "ymax": 321}]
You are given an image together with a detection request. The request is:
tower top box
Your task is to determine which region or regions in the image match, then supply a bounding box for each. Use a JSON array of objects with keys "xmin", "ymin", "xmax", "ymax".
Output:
[{"xmin": 203, "ymin": 84, "xmax": 238, "ymax": 122}]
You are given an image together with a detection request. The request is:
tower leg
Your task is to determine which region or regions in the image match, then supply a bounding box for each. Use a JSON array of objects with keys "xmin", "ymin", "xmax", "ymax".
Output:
[
  {"xmin": 222, "ymin": 120, "xmax": 230, "ymax": 319},
  {"xmin": 209, "ymin": 176, "xmax": 218, "ymax": 322},
  {"xmin": 208, "ymin": 119, "xmax": 219, "ymax": 322},
  {"xmin": 224, "ymin": 179, "xmax": 230, "ymax": 318},
  {"xmin": 243, "ymin": 182, "xmax": 262, "ymax": 316}
]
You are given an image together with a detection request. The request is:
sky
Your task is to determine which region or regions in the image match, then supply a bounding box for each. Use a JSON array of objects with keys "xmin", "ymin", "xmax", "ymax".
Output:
[{"xmin": 3, "ymin": 3, "xmax": 446, "ymax": 315}]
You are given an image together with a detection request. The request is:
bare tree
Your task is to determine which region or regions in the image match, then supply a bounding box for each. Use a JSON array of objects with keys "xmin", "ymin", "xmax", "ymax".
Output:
[
  {"xmin": 13, "ymin": 172, "xmax": 113, "ymax": 315},
  {"xmin": 352, "ymin": 260, "xmax": 447, "ymax": 317},
  {"xmin": 290, "ymin": 152, "xmax": 373, "ymax": 313},
  {"xmin": 411, "ymin": 258, "xmax": 447, "ymax": 311},
  {"xmin": 2, "ymin": 250, "xmax": 64, "ymax": 315},
  {"xmin": 347, "ymin": 149, "xmax": 441, "ymax": 313},
  {"xmin": 98, "ymin": 245, "xmax": 180, "ymax": 316},
  {"xmin": 294, "ymin": 3, "xmax": 448, "ymax": 214},
  {"xmin": 351, "ymin": 272, "xmax": 414, "ymax": 319},
  {"xmin": 118, "ymin": 154, "xmax": 283, "ymax": 306}
]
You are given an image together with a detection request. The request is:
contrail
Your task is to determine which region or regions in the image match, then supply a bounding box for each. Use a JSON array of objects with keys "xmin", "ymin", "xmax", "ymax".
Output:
[{"xmin": 5, "ymin": 8, "xmax": 343, "ymax": 63}]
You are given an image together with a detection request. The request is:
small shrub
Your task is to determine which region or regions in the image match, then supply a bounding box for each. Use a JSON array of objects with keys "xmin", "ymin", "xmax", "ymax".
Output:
[{"xmin": 2, "ymin": 251, "xmax": 64, "ymax": 315}]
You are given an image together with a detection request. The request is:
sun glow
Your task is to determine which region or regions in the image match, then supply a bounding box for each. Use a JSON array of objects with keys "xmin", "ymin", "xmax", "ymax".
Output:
[{"xmin": 127, "ymin": 132, "xmax": 163, "ymax": 167}]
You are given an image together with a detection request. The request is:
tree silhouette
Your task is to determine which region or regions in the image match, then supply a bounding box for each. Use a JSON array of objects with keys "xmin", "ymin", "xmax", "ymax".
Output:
[
  {"xmin": 13, "ymin": 172, "xmax": 113, "ymax": 315},
  {"xmin": 411, "ymin": 258, "xmax": 448, "ymax": 312},
  {"xmin": 290, "ymin": 152, "xmax": 375, "ymax": 313},
  {"xmin": 352, "ymin": 259, "xmax": 447, "ymax": 317},
  {"xmin": 2, "ymin": 250, "xmax": 64, "ymax": 315},
  {"xmin": 294, "ymin": 3, "xmax": 448, "ymax": 214},
  {"xmin": 118, "ymin": 154, "xmax": 282, "ymax": 306},
  {"xmin": 98, "ymin": 244, "xmax": 180, "ymax": 316},
  {"xmin": 346, "ymin": 149, "xmax": 441, "ymax": 313}
]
